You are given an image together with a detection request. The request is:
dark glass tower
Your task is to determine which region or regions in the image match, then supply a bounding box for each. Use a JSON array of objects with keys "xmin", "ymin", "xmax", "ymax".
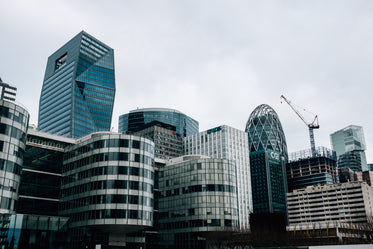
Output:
[
  {"xmin": 38, "ymin": 31, "xmax": 115, "ymax": 138},
  {"xmin": 245, "ymin": 104, "xmax": 288, "ymax": 239}
]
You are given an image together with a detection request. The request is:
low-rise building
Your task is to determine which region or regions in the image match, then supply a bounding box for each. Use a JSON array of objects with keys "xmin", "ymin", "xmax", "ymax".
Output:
[{"xmin": 287, "ymin": 182, "xmax": 373, "ymax": 225}]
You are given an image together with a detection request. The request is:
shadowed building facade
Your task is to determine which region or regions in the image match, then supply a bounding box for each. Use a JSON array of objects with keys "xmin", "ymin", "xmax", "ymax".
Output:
[{"xmin": 38, "ymin": 31, "xmax": 115, "ymax": 138}]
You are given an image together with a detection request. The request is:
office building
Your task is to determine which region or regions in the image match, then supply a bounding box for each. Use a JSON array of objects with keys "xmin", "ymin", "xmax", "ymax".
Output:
[
  {"xmin": 38, "ymin": 31, "xmax": 115, "ymax": 138},
  {"xmin": 286, "ymin": 146, "xmax": 338, "ymax": 192},
  {"xmin": 60, "ymin": 132, "xmax": 154, "ymax": 248},
  {"xmin": 246, "ymin": 104, "xmax": 288, "ymax": 236},
  {"xmin": 158, "ymin": 155, "xmax": 239, "ymax": 249},
  {"xmin": 287, "ymin": 182, "xmax": 373, "ymax": 225},
  {"xmin": 0, "ymin": 99, "xmax": 29, "ymax": 214},
  {"xmin": 183, "ymin": 125, "xmax": 252, "ymax": 230},
  {"xmin": 133, "ymin": 121, "xmax": 183, "ymax": 159},
  {"xmin": 330, "ymin": 125, "xmax": 367, "ymax": 171},
  {"xmin": 0, "ymin": 78, "xmax": 17, "ymax": 102},
  {"xmin": 119, "ymin": 108, "xmax": 198, "ymax": 137}
]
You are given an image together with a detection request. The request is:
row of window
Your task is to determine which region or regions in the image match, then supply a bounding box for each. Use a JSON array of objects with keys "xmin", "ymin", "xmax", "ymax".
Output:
[
  {"xmin": 61, "ymin": 194, "xmax": 153, "ymax": 210},
  {"xmin": 0, "ymin": 159, "xmax": 22, "ymax": 176},
  {"xmin": 64, "ymin": 138, "xmax": 153, "ymax": 159},
  {"xmin": 160, "ymin": 184, "xmax": 236, "ymax": 198},
  {"xmin": 0, "ymin": 123, "xmax": 27, "ymax": 144},
  {"xmin": 62, "ymin": 165, "xmax": 154, "ymax": 185},
  {"xmin": 63, "ymin": 152, "xmax": 153, "ymax": 173},
  {"xmin": 70, "ymin": 209, "xmax": 152, "ymax": 222},
  {"xmin": 0, "ymin": 106, "xmax": 28, "ymax": 125},
  {"xmin": 159, "ymin": 219, "xmax": 238, "ymax": 230},
  {"xmin": 61, "ymin": 180, "xmax": 153, "ymax": 197}
]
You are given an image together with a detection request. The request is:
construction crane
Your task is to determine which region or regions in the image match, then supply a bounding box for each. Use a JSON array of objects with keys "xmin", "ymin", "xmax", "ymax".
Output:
[{"xmin": 280, "ymin": 95, "xmax": 319, "ymax": 157}]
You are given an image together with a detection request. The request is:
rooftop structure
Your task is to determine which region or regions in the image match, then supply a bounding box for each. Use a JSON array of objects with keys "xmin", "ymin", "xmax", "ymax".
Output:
[
  {"xmin": 245, "ymin": 104, "xmax": 288, "ymax": 159},
  {"xmin": 119, "ymin": 107, "xmax": 198, "ymax": 137}
]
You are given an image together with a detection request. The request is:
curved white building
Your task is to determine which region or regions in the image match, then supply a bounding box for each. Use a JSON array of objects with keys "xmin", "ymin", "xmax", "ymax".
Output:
[{"xmin": 60, "ymin": 132, "xmax": 154, "ymax": 247}]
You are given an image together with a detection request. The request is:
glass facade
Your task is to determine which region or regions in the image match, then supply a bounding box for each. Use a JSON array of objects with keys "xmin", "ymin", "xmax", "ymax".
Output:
[
  {"xmin": 18, "ymin": 129, "xmax": 75, "ymax": 216},
  {"xmin": 183, "ymin": 125, "xmax": 252, "ymax": 230},
  {"xmin": 0, "ymin": 100, "xmax": 29, "ymax": 214},
  {"xmin": 119, "ymin": 108, "xmax": 199, "ymax": 137},
  {"xmin": 0, "ymin": 214, "xmax": 68, "ymax": 249},
  {"xmin": 60, "ymin": 132, "xmax": 154, "ymax": 248},
  {"xmin": 250, "ymin": 150, "xmax": 287, "ymax": 214},
  {"xmin": 330, "ymin": 125, "xmax": 367, "ymax": 172},
  {"xmin": 158, "ymin": 156, "xmax": 239, "ymax": 248},
  {"xmin": 38, "ymin": 31, "xmax": 115, "ymax": 138},
  {"xmin": 245, "ymin": 104, "xmax": 288, "ymax": 159}
]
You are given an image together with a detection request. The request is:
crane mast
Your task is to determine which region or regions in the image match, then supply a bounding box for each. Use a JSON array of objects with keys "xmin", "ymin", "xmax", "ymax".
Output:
[{"xmin": 280, "ymin": 95, "xmax": 319, "ymax": 157}]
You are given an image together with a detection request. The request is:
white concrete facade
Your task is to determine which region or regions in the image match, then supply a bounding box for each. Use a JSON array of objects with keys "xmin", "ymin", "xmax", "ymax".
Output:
[{"xmin": 287, "ymin": 181, "xmax": 373, "ymax": 225}]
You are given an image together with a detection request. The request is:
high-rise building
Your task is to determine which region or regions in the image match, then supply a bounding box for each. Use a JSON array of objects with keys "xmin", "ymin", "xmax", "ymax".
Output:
[
  {"xmin": 119, "ymin": 108, "xmax": 198, "ymax": 137},
  {"xmin": 0, "ymin": 78, "xmax": 17, "ymax": 102},
  {"xmin": 183, "ymin": 125, "xmax": 252, "ymax": 230},
  {"xmin": 38, "ymin": 31, "xmax": 115, "ymax": 138},
  {"xmin": 60, "ymin": 132, "xmax": 154, "ymax": 248},
  {"xmin": 245, "ymin": 104, "xmax": 288, "ymax": 236},
  {"xmin": 158, "ymin": 155, "xmax": 239, "ymax": 248},
  {"xmin": 330, "ymin": 125, "xmax": 367, "ymax": 171},
  {"xmin": 286, "ymin": 147, "xmax": 338, "ymax": 192}
]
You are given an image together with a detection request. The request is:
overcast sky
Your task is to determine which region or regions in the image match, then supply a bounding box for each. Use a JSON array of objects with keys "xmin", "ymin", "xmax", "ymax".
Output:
[{"xmin": 1, "ymin": 0, "xmax": 373, "ymax": 162}]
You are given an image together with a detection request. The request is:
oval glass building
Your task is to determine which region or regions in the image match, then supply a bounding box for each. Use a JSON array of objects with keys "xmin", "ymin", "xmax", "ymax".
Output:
[{"xmin": 245, "ymin": 104, "xmax": 288, "ymax": 158}]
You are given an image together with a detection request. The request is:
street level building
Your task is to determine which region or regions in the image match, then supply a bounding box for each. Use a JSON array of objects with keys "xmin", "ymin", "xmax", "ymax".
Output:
[
  {"xmin": 60, "ymin": 132, "xmax": 154, "ymax": 248},
  {"xmin": 38, "ymin": 31, "xmax": 115, "ymax": 138},
  {"xmin": 183, "ymin": 125, "xmax": 252, "ymax": 230},
  {"xmin": 119, "ymin": 108, "xmax": 198, "ymax": 137},
  {"xmin": 18, "ymin": 128, "xmax": 75, "ymax": 216},
  {"xmin": 286, "ymin": 146, "xmax": 338, "ymax": 192},
  {"xmin": 158, "ymin": 155, "xmax": 239, "ymax": 249},
  {"xmin": 287, "ymin": 181, "xmax": 373, "ymax": 225}
]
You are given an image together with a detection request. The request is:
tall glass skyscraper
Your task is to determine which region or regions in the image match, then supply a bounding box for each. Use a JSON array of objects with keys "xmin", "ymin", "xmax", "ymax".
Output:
[
  {"xmin": 330, "ymin": 125, "xmax": 367, "ymax": 171},
  {"xmin": 245, "ymin": 104, "xmax": 288, "ymax": 234},
  {"xmin": 38, "ymin": 31, "xmax": 115, "ymax": 138}
]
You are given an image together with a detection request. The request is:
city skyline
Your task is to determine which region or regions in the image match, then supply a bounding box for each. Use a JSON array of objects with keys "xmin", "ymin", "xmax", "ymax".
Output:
[{"xmin": 1, "ymin": 1, "xmax": 373, "ymax": 162}]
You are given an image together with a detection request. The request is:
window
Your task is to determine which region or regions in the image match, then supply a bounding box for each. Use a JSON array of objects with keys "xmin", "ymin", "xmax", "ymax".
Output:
[{"xmin": 55, "ymin": 53, "xmax": 67, "ymax": 71}]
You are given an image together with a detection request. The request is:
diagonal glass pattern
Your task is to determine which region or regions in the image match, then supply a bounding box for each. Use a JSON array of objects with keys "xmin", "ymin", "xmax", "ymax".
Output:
[{"xmin": 245, "ymin": 104, "xmax": 288, "ymax": 158}]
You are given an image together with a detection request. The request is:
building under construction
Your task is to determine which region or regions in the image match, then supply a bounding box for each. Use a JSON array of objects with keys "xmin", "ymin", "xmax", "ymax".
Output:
[{"xmin": 286, "ymin": 146, "xmax": 338, "ymax": 192}]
